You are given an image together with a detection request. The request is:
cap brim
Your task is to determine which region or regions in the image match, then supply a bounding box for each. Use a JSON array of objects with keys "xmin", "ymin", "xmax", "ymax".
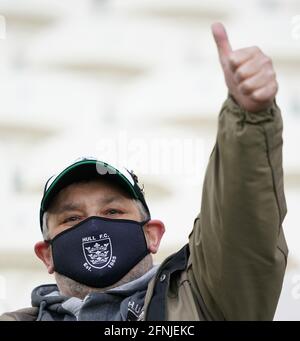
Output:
[{"xmin": 41, "ymin": 160, "xmax": 138, "ymax": 213}]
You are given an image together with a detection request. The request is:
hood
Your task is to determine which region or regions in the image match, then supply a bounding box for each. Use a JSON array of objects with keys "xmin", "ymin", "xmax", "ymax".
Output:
[{"xmin": 31, "ymin": 266, "xmax": 158, "ymax": 321}]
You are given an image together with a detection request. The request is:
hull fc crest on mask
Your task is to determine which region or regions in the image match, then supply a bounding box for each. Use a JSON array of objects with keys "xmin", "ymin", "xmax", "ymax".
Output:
[{"xmin": 82, "ymin": 234, "xmax": 115, "ymax": 270}]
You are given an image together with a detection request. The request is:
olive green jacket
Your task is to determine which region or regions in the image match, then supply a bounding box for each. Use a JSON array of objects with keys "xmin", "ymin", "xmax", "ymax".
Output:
[
  {"xmin": 0, "ymin": 97, "xmax": 288, "ymax": 321},
  {"xmin": 143, "ymin": 96, "xmax": 288, "ymax": 321}
]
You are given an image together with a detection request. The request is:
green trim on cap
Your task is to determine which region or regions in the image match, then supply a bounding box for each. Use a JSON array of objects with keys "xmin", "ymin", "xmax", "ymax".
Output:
[{"xmin": 41, "ymin": 160, "xmax": 138, "ymax": 212}]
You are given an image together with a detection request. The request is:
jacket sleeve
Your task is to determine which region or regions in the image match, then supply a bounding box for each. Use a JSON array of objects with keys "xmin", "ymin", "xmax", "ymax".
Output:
[
  {"xmin": 188, "ymin": 96, "xmax": 288, "ymax": 321},
  {"xmin": 0, "ymin": 307, "xmax": 38, "ymax": 321}
]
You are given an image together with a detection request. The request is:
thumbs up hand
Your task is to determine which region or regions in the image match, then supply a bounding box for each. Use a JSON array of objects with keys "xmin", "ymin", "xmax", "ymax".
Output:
[{"xmin": 212, "ymin": 23, "xmax": 278, "ymax": 112}]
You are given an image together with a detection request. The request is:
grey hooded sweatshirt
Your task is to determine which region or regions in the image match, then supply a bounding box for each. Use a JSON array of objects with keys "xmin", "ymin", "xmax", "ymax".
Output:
[{"xmin": 31, "ymin": 266, "xmax": 158, "ymax": 321}]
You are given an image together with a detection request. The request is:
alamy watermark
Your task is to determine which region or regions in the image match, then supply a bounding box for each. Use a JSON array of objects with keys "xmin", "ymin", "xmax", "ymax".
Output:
[
  {"xmin": 291, "ymin": 15, "xmax": 300, "ymax": 41},
  {"xmin": 93, "ymin": 131, "xmax": 207, "ymax": 184},
  {"xmin": 291, "ymin": 274, "xmax": 300, "ymax": 300}
]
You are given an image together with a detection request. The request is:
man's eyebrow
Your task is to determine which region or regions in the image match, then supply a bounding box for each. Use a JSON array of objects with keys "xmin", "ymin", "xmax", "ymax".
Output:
[
  {"xmin": 53, "ymin": 195, "xmax": 129, "ymax": 214},
  {"xmin": 54, "ymin": 203, "xmax": 84, "ymax": 214},
  {"xmin": 101, "ymin": 195, "xmax": 128, "ymax": 205}
]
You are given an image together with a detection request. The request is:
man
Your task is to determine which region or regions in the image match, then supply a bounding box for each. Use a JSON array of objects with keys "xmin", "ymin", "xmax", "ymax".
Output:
[{"xmin": 0, "ymin": 23, "xmax": 288, "ymax": 321}]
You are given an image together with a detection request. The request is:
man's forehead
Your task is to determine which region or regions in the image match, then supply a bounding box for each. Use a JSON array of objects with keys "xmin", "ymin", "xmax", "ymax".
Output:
[{"xmin": 48, "ymin": 179, "xmax": 132, "ymax": 212}]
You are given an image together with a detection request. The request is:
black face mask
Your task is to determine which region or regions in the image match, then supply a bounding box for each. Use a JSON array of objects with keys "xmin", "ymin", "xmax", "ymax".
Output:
[{"xmin": 46, "ymin": 216, "xmax": 150, "ymax": 288}]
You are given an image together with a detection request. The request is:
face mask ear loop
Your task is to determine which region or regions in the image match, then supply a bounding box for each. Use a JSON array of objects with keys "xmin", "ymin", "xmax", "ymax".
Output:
[
  {"xmin": 44, "ymin": 239, "xmax": 53, "ymax": 245},
  {"xmin": 141, "ymin": 218, "xmax": 151, "ymax": 227}
]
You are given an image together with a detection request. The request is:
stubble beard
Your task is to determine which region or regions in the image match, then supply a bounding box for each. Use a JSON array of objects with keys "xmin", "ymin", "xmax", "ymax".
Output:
[{"xmin": 54, "ymin": 254, "xmax": 153, "ymax": 299}]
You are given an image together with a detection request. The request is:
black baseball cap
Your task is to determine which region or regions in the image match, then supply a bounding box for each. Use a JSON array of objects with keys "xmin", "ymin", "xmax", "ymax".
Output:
[{"xmin": 39, "ymin": 157, "xmax": 150, "ymax": 230}]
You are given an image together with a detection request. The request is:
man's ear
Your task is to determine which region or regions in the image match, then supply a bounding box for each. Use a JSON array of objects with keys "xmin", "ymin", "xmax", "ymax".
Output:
[
  {"xmin": 143, "ymin": 219, "xmax": 165, "ymax": 254},
  {"xmin": 34, "ymin": 241, "xmax": 54, "ymax": 274}
]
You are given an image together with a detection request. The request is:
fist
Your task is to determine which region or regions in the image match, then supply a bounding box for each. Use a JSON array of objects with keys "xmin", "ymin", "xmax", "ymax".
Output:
[{"xmin": 212, "ymin": 23, "xmax": 278, "ymax": 112}]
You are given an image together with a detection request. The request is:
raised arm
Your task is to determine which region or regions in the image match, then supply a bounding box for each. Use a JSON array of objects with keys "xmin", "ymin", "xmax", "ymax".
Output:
[{"xmin": 188, "ymin": 23, "xmax": 288, "ymax": 321}]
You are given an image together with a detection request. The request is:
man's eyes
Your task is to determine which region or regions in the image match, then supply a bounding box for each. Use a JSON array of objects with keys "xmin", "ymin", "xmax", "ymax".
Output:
[
  {"xmin": 63, "ymin": 216, "xmax": 81, "ymax": 224},
  {"xmin": 61, "ymin": 209, "xmax": 124, "ymax": 223},
  {"xmin": 105, "ymin": 209, "xmax": 123, "ymax": 215}
]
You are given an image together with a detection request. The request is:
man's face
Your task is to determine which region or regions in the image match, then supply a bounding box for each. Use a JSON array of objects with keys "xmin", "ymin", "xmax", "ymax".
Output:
[
  {"xmin": 47, "ymin": 179, "xmax": 142, "ymax": 239},
  {"xmin": 35, "ymin": 178, "xmax": 164, "ymax": 297}
]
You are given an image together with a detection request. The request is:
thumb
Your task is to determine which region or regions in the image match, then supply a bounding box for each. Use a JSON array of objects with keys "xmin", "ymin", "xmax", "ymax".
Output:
[{"xmin": 211, "ymin": 22, "xmax": 232, "ymax": 63}]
